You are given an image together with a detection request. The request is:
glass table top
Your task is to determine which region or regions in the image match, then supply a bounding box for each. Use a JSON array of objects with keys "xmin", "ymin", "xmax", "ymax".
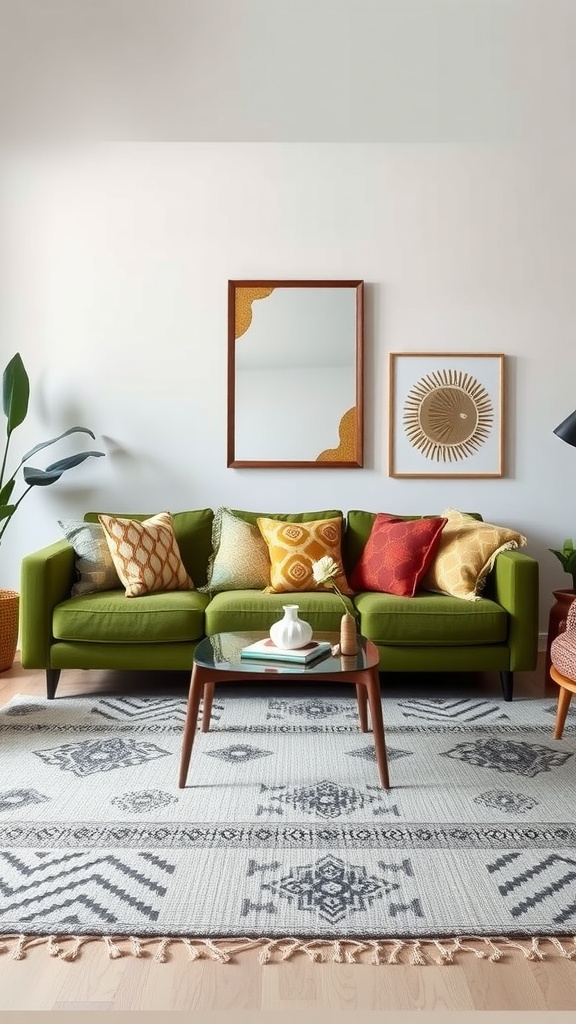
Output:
[{"xmin": 194, "ymin": 631, "xmax": 379, "ymax": 675}]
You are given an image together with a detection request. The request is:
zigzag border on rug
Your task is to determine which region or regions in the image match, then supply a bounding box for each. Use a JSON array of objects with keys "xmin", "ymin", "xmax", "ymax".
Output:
[{"xmin": 1, "ymin": 933, "xmax": 576, "ymax": 965}]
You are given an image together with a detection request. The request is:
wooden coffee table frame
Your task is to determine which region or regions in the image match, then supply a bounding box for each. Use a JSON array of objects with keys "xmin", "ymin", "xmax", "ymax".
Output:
[{"xmin": 179, "ymin": 632, "xmax": 390, "ymax": 789}]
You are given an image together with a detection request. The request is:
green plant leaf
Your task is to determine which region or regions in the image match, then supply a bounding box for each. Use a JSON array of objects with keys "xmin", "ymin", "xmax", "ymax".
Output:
[
  {"xmin": 21, "ymin": 425, "xmax": 96, "ymax": 462},
  {"xmin": 2, "ymin": 353, "xmax": 29, "ymax": 434},
  {"xmin": 22, "ymin": 451, "xmax": 105, "ymax": 486},
  {"xmin": 0, "ymin": 479, "xmax": 15, "ymax": 505},
  {"xmin": 0, "ymin": 504, "xmax": 16, "ymax": 522}
]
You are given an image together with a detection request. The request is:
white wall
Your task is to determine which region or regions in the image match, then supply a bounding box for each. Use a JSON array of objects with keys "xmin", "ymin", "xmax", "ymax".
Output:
[
  {"xmin": 1, "ymin": 0, "xmax": 576, "ymax": 638},
  {"xmin": 1, "ymin": 141, "xmax": 575, "ymax": 638}
]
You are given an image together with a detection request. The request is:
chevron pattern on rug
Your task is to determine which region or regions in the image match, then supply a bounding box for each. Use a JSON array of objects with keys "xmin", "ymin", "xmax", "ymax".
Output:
[{"xmin": 0, "ymin": 689, "xmax": 575, "ymax": 962}]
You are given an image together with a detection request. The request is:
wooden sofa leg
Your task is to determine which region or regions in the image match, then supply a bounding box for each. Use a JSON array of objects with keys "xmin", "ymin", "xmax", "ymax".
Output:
[
  {"xmin": 500, "ymin": 671, "xmax": 513, "ymax": 702},
  {"xmin": 46, "ymin": 669, "xmax": 61, "ymax": 700}
]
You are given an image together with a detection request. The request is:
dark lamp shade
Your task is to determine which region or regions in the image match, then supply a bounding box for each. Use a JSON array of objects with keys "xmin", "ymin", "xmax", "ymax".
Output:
[{"xmin": 554, "ymin": 409, "xmax": 576, "ymax": 448}]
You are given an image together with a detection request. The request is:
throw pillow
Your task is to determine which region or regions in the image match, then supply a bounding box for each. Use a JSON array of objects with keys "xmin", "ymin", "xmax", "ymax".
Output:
[
  {"xmin": 422, "ymin": 507, "xmax": 527, "ymax": 601},
  {"xmin": 199, "ymin": 507, "xmax": 271, "ymax": 592},
  {"xmin": 349, "ymin": 513, "xmax": 447, "ymax": 597},
  {"xmin": 98, "ymin": 511, "xmax": 194, "ymax": 598},
  {"xmin": 59, "ymin": 519, "xmax": 120, "ymax": 596},
  {"xmin": 257, "ymin": 515, "xmax": 352, "ymax": 594}
]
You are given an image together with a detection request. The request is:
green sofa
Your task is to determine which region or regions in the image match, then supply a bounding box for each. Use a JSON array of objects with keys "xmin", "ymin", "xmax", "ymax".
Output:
[{"xmin": 19, "ymin": 507, "xmax": 539, "ymax": 702}]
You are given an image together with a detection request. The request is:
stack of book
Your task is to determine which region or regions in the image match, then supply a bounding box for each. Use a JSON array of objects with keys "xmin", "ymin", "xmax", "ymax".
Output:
[{"xmin": 240, "ymin": 637, "xmax": 333, "ymax": 664}]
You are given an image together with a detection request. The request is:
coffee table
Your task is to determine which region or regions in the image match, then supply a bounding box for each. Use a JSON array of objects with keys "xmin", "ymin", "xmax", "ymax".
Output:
[{"xmin": 178, "ymin": 630, "xmax": 390, "ymax": 789}]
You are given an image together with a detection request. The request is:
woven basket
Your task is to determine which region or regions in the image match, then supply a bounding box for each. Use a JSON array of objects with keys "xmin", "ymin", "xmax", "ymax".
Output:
[{"xmin": 0, "ymin": 589, "xmax": 19, "ymax": 671}]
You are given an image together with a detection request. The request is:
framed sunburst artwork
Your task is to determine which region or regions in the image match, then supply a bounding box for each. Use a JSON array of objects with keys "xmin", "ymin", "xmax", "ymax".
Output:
[{"xmin": 388, "ymin": 353, "xmax": 505, "ymax": 478}]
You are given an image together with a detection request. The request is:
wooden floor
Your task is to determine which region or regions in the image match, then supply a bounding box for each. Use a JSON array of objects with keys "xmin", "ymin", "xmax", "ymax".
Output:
[{"xmin": 1, "ymin": 654, "xmax": 575, "ymax": 1012}]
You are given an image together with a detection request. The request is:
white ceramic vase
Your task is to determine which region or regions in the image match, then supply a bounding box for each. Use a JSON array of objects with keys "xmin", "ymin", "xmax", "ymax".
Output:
[{"xmin": 269, "ymin": 604, "xmax": 313, "ymax": 649}]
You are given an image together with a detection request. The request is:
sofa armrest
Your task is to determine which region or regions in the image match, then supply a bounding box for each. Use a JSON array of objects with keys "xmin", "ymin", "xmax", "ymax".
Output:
[
  {"xmin": 488, "ymin": 549, "xmax": 539, "ymax": 670},
  {"xmin": 20, "ymin": 541, "xmax": 75, "ymax": 668}
]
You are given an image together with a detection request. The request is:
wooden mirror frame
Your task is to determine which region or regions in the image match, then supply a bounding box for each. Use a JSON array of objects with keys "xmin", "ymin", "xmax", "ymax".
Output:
[{"xmin": 227, "ymin": 279, "xmax": 364, "ymax": 468}]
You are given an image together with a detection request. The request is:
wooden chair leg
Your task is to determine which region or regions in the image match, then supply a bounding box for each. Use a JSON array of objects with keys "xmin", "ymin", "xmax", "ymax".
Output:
[{"xmin": 554, "ymin": 685, "xmax": 573, "ymax": 740}]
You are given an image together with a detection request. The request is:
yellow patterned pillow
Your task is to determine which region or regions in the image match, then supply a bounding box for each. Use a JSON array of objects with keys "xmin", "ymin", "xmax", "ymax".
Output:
[
  {"xmin": 200, "ymin": 507, "xmax": 271, "ymax": 592},
  {"xmin": 257, "ymin": 516, "xmax": 352, "ymax": 594},
  {"xmin": 98, "ymin": 512, "xmax": 194, "ymax": 598},
  {"xmin": 422, "ymin": 508, "xmax": 527, "ymax": 601}
]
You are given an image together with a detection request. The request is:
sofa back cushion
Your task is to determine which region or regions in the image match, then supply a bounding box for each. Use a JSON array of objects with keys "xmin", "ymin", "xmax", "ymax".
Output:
[
  {"xmin": 228, "ymin": 508, "xmax": 343, "ymax": 527},
  {"xmin": 84, "ymin": 508, "xmax": 214, "ymax": 588}
]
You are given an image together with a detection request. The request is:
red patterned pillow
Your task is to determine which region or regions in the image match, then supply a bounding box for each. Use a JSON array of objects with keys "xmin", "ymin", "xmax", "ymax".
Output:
[{"xmin": 349, "ymin": 513, "xmax": 447, "ymax": 597}]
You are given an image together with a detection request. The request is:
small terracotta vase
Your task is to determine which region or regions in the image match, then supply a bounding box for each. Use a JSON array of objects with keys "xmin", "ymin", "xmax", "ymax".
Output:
[{"xmin": 340, "ymin": 610, "xmax": 358, "ymax": 656}]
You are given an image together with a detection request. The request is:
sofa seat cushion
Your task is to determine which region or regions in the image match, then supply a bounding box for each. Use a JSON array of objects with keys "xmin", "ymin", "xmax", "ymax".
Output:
[
  {"xmin": 354, "ymin": 591, "xmax": 507, "ymax": 646},
  {"xmin": 53, "ymin": 590, "xmax": 209, "ymax": 644},
  {"xmin": 205, "ymin": 590, "xmax": 354, "ymax": 635}
]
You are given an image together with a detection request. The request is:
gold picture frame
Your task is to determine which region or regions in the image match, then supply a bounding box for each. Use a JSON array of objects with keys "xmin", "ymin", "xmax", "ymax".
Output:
[
  {"xmin": 227, "ymin": 280, "xmax": 364, "ymax": 468},
  {"xmin": 388, "ymin": 352, "xmax": 505, "ymax": 479}
]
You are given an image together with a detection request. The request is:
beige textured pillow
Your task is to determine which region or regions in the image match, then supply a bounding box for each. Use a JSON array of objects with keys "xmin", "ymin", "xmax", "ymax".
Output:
[
  {"xmin": 257, "ymin": 516, "xmax": 352, "ymax": 594},
  {"xmin": 422, "ymin": 508, "xmax": 527, "ymax": 601},
  {"xmin": 199, "ymin": 507, "xmax": 271, "ymax": 592},
  {"xmin": 59, "ymin": 519, "xmax": 120, "ymax": 595},
  {"xmin": 98, "ymin": 512, "xmax": 194, "ymax": 598}
]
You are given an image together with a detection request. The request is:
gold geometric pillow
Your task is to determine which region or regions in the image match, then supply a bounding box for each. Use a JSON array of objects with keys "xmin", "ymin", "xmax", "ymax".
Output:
[
  {"xmin": 199, "ymin": 507, "xmax": 271, "ymax": 592},
  {"xmin": 257, "ymin": 516, "xmax": 352, "ymax": 594},
  {"xmin": 422, "ymin": 507, "xmax": 527, "ymax": 601},
  {"xmin": 98, "ymin": 512, "xmax": 194, "ymax": 598}
]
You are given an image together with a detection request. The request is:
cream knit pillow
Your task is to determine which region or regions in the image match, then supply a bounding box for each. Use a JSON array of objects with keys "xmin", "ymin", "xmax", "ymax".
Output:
[{"xmin": 422, "ymin": 508, "xmax": 526, "ymax": 601}]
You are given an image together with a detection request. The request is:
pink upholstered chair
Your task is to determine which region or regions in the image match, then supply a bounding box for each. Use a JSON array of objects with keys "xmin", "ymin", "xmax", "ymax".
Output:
[{"xmin": 550, "ymin": 598, "xmax": 576, "ymax": 739}]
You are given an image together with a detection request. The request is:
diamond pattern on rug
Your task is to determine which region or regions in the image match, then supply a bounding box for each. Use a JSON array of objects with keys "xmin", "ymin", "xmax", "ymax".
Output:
[
  {"xmin": 204, "ymin": 744, "xmax": 274, "ymax": 763},
  {"xmin": 255, "ymin": 780, "xmax": 396, "ymax": 820},
  {"xmin": 486, "ymin": 851, "xmax": 576, "ymax": 925},
  {"xmin": 474, "ymin": 790, "xmax": 538, "ymax": 814},
  {"xmin": 397, "ymin": 697, "xmax": 511, "ymax": 723},
  {"xmin": 267, "ymin": 698, "xmax": 356, "ymax": 721},
  {"xmin": 33, "ymin": 738, "xmax": 171, "ymax": 776},
  {"xmin": 254, "ymin": 854, "xmax": 421, "ymax": 925},
  {"xmin": 0, "ymin": 789, "xmax": 50, "ymax": 813},
  {"xmin": 347, "ymin": 744, "xmax": 413, "ymax": 763},
  {"xmin": 442, "ymin": 737, "xmax": 574, "ymax": 777},
  {"xmin": 111, "ymin": 790, "xmax": 178, "ymax": 813}
]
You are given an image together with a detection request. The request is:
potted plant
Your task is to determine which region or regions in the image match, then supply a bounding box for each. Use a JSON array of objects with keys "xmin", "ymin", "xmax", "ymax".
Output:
[
  {"xmin": 549, "ymin": 539, "xmax": 576, "ymax": 592},
  {"xmin": 1, "ymin": 353, "xmax": 105, "ymax": 670}
]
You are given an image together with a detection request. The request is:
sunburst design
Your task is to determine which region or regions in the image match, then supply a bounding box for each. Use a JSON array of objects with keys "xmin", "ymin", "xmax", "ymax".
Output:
[{"xmin": 403, "ymin": 369, "xmax": 493, "ymax": 463}]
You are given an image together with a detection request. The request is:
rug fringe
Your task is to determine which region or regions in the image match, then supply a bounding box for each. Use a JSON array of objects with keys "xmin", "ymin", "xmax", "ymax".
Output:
[{"xmin": 2, "ymin": 933, "xmax": 576, "ymax": 964}]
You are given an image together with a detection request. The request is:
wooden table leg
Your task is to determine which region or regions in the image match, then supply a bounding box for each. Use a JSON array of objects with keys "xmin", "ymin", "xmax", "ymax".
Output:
[
  {"xmin": 178, "ymin": 664, "xmax": 205, "ymax": 788},
  {"xmin": 356, "ymin": 683, "xmax": 369, "ymax": 732},
  {"xmin": 201, "ymin": 682, "xmax": 215, "ymax": 731},
  {"xmin": 554, "ymin": 685, "xmax": 573, "ymax": 740},
  {"xmin": 364, "ymin": 669, "xmax": 390, "ymax": 789}
]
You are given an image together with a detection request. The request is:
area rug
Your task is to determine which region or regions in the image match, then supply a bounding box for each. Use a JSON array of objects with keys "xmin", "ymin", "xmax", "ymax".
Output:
[{"xmin": 1, "ymin": 687, "xmax": 576, "ymax": 965}]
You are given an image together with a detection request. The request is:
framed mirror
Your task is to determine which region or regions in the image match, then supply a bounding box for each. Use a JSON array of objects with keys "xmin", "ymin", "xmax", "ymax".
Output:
[{"xmin": 227, "ymin": 279, "xmax": 364, "ymax": 468}]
